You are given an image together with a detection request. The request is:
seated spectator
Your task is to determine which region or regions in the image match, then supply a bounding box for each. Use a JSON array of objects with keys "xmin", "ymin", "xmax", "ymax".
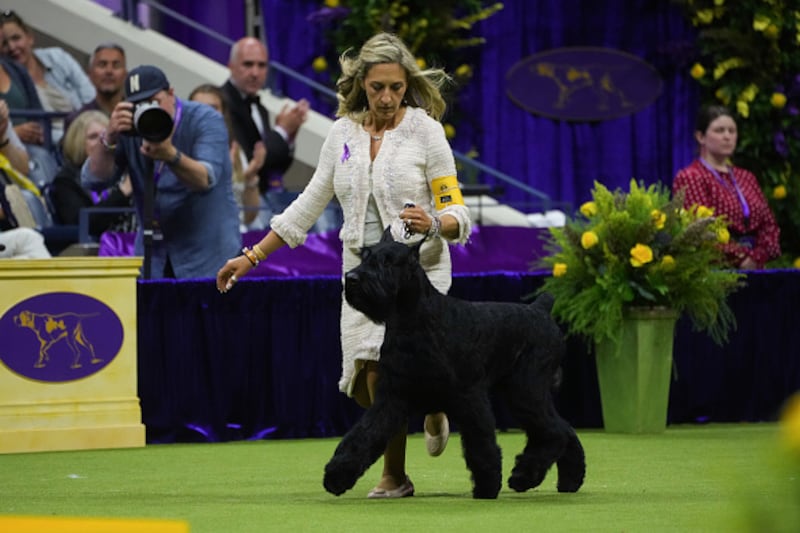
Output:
[
  {"xmin": 0, "ymin": 99, "xmax": 29, "ymax": 173},
  {"xmin": 189, "ymin": 83, "xmax": 265, "ymax": 230},
  {"xmin": 673, "ymin": 105, "xmax": 781, "ymax": 269},
  {"xmin": 0, "ymin": 10, "xmax": 95, "ymax": 143},
  {"xmin": 50, "ymin": 110, "xmax": 133, "ymax": 238},
  {"xmin": 0, "ymin": 226, "xmax": 50, "ymax": 258},
  {"xmin": 0, "ymin": 51, "xmax": 58, "ymax": 189},
  {"xmin": 64, "ymin": 42, "xmax": 127, "ymax": 133}
]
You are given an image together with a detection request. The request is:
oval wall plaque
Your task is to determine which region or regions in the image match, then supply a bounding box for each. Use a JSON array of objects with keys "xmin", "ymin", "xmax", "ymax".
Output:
[
  {"xmin": 0, "ymin": 292, "xmax": 124, "ymax": 383},
  {"xmin": 505, "ymin": 47, "xmax": 663, "ymax": 122}
]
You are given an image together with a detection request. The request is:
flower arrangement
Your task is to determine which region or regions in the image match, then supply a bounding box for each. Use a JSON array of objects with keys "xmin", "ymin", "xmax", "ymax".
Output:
[
  {"xmin": 538, "ymin": 179, "xmax": 745, "ymax": 345},
  {"xmin": 672, "ymin": 0, "xmax": 800, "ymax": 267}
]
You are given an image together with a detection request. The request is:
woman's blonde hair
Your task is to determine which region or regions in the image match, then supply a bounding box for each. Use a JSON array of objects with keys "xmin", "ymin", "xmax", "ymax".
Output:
[
  {"xmin": 336, "ymin": 32, "xmax": 452, "ymax": 123},
  {"xmin": 62, "ymin": 110, "xmax": 109, "ymax": 167}
]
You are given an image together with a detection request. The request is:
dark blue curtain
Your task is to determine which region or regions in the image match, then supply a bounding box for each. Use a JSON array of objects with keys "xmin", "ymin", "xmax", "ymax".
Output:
[{"xmin": 157, "ymin": 0, "xmax": 699, "ymax": 212}]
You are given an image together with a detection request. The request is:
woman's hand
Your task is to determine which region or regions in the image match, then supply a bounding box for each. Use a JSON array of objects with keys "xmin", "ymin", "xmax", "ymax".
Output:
[
  {"xmin": 216, "ymin": 255, "xmax": 255, "ymax": 293},
  {"xmin": 400, "ymin": 204, "xmax": 434, "ymax": 235}
]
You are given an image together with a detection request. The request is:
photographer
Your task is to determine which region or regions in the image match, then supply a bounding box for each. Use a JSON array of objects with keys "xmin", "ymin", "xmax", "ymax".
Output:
[{"xmin": 82, "ymin": 65, "xmax": 240, "ymax": 278}]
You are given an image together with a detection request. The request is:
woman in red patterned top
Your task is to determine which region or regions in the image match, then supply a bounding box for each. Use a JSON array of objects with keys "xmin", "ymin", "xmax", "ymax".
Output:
[{"xmin": 672, "ymin": 105, "xmax": 781, "ymax": 269}]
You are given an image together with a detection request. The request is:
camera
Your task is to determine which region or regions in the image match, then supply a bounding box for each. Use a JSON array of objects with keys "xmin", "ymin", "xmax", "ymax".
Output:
[{"xmin": 130, "ymin": 101, "xmax": 173, "ymax": 142}]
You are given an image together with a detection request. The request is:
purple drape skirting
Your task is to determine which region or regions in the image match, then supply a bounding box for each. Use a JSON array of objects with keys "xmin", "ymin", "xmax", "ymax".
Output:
[{"xmin": 131, "ymin": 227, "xmax": 800, "ymax": 442}]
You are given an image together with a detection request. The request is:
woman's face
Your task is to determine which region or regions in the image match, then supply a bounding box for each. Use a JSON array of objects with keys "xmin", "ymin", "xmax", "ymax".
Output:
[
  {"xmin": 190, "ymin": 91, "xmax": 223, "ymax": 113},
  {"xmin": 698, "ymin": 115, "xmax": 737, "ymax": 160},
  {"xmin": 362, "ymin": 62, "xmax": 407, "ymax": 122},
  {"xmin": 1, "ymin": 22, "xmax": 33, "ymax": 65},
  {"xmin": 84, "ymin": 120, "xmax": 106, "ymax": 159}
]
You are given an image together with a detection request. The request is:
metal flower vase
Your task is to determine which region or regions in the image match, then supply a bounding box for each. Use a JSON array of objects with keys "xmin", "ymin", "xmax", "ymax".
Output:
[{"xmin": 594, "ymin": 307, "xmax": 679, "ymax": 434}]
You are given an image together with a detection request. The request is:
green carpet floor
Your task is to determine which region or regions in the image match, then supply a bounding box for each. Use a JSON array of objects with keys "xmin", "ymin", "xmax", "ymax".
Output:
[{"xmin": 1, "ymin": 423, "xmax": 797, "ymax": 532}]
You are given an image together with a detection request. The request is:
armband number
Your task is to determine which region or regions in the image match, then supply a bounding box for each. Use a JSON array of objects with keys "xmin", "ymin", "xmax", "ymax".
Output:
[{"xmin": 430, "ymin": 175, "xmax": 464, "ymax": 210}]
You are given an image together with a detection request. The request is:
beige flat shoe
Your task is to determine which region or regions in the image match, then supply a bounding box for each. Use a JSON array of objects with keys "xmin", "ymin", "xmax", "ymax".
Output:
[
  {"xmin": 367, "ymin": 476, "xmax": 415, "ymax": 499},
  {"xmin": 424, "ymin": 413, "xmax": 450, "ymax": 457}
]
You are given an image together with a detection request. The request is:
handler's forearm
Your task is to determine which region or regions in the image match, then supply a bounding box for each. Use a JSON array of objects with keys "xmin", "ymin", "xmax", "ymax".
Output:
[{"xmin": 439, "ymin": 213, "xmax": 460, "ymax": 240}]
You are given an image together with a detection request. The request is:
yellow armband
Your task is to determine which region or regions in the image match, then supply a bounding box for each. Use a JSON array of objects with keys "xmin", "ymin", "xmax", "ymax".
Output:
[{"xmin": 430, "ymin": 175, "xmax": 464, "ymax": 210}]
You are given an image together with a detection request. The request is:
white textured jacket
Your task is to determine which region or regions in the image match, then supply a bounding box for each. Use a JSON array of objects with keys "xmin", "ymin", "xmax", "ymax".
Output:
[{"xmin": 271, "ymin": 106, "xmax": 472, "ymax": 394}]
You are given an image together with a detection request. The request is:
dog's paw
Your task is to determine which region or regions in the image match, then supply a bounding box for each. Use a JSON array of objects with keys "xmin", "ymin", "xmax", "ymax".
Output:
[
  {"xmin": 508, "ymin": 467, "xmax": 547, "ymax": 492},
  {"xmin": 323, "ymin": 473, "xmax": 349, "ymax": 496},
  {"xmin": 323, "ymin": 459, "xmax": 359, "ymax": 496}
]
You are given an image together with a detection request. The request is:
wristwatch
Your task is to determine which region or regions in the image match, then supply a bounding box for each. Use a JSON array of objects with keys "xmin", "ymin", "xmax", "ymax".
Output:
[{"xmin": 166, "ymin": 149, "xmax": 182, "ymax": 166}]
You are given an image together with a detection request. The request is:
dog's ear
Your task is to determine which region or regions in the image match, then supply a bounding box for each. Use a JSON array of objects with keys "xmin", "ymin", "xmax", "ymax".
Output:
[{"xmin": 380, "ymin": 226, "xmax": 394, "ymax": 243}]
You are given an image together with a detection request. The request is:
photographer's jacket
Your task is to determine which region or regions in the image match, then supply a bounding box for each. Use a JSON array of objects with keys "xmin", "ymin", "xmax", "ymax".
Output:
[{"xmin": 82, "ymin": 98, "xmax": 241, "ymax": 278}]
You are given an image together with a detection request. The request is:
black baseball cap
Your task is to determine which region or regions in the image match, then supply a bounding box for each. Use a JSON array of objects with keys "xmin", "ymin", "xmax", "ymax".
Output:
[{"xmin": 125, "ymin": 65, "xmax": 170, "ymax": 103}]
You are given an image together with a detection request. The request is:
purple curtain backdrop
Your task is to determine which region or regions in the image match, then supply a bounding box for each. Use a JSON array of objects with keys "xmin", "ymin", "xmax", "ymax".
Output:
[{"xmin": 155, "ymin": 0, "xmax": 699, "ymax": 213}]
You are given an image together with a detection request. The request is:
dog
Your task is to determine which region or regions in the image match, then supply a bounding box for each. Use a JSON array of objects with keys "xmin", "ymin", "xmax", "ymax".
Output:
[
  {"xmin": 323, "ymin": 228, "xmax": 585, "ymax": 499},
  {"xmin": 14, "ymin": 310, "xmax": 101, "ymax": 369}
]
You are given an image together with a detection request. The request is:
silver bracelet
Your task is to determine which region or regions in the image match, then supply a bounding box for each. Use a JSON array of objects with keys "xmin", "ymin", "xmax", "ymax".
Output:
[{"xmin": 427, "ymin": 216, "xmax": 441, "ymax": 239}]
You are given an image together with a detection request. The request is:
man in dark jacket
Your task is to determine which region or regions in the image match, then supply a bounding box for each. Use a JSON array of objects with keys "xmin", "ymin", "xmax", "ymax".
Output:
[{"xmin": 220, "ymin": 37, "xmax": 309, "ymax": 195}]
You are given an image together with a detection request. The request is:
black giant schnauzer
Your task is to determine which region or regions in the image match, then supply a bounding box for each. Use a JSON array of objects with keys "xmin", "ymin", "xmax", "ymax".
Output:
[{"xmin": 323, "ymin": 229, "xmax": 585, "ymax": 499}]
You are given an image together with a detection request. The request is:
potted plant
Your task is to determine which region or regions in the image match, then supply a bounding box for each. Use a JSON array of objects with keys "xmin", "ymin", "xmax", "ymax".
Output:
[{"xmin": 539, "ymin": 179, "xmax": 745, "ymax": 433}]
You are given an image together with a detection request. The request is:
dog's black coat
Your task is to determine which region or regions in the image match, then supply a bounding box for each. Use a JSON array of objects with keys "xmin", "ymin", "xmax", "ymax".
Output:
[{"xmin": 323, "ymin": 229, "xmax": 585, "ymax": 498}]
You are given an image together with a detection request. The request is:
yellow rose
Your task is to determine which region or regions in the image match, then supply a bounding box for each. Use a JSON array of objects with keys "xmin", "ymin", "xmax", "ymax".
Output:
[
  {"xmin": 651, "ymin": 209, "xmax": 666, "ymax": 230},
  {"xmin": 717, "ymin": 227, "xmax": 730, "ymax": 244},
  {"xmin": 553, "ymin": 262, "xmax": 568, "ymax": 277},
  {"xmin": 713, "ymin": 0, "xmax": 725, "ymax": 5},
  {"xmin": 416, "ymin": 57, "xmax": 427, "ymax": 69},
  {"xmin": 779, "ymin": 394, "xmax": 800, "ymax": 456},
  {"xmin": 581, "ymin": 231, "xmax": 599, "ymax": 249},
  {"xmin": 715, "ymin": 88, "xmax": 730, "ymax": 105},
  {"xmin": 771, "ymin": 92, "xmax": 787, "ymax": 108},
  {"xmin": 794, "ymin": 257, "xmax": 800, "ymax": 269},
  {"xmin": 323, "ymin": 0, "xmax": 339, "ymax": 7},
  {"xmin": 696, "ymin": 9, "xmax": 714, "ymax": 24},
  {"xmin": 443, "ymin": 123, "xmax": 456, "ymax": 139},
  {"xmin": 774, "ymin": 185, "xmax": 787, "ymax": 199},
  {"xmin": 579, "ymin": 201, "xmax": 598, "ymax": 217},
  {"xmin": 661, "ymin": 255, "xmax": 676, "ymax": 271},
  {"xmin": 696, "ymin": 205, "xmax": 714, "ymax": 218},
  {"xmin": 311, "ymin": 56, "xmax": 328, "ymax": 73},
  {"xmin": 630, "ymin": 244, "xmax": 654, "ymax": 267},
  {"xmin": 736, "ymin": 100, "xmax": 749, "ymax": 118},
  {"xmin": 455, "ymin": 64, "xmax": 473, "ymax": 78},
  {"xmin": 690, "ymin": 63, "xmax": 705, "ymax": 79},
  {"xmin": 753, "ymin": 13, "xmax": 771, "ymax": 31}
]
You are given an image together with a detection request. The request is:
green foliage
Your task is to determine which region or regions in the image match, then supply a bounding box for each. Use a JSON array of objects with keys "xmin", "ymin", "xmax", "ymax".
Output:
[
  {"xmin": 539, "ymin": 180, "xmax": 745, "ymax": 345},
  {"xmin": 308, "ymin": 0, "xmax": 503, "ymax": 131},
  {"xmin": 672, "ymin": 0, "xmax": 800, "ymax": 266}
]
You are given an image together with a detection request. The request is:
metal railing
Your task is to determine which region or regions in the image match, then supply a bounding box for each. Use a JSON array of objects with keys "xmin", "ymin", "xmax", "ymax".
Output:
[{"xmin": 113, "ymin": 0, "xmax": 554, "ymax": 210}]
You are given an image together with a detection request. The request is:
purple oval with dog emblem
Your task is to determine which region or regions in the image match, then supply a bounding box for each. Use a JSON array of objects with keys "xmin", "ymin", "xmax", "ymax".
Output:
[
  {"xmin": 505, "ymin": 47, "xmax": 663, "ymax": 122},
  {"xmin": 0, "ymin": 292, "xmax": 124, "ymax": 383}
]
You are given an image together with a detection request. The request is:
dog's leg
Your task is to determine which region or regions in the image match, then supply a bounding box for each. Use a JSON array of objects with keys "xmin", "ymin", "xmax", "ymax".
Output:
[
  {"xmin": 74, "ymin": 323, "xmax": 102, "ymax": 364},
  {"xmin": 323, "ymin": 395, "xmax": 408, "ymax": 496},
  {"xmin": 452, "ymin": 393, "xmax": 502, "ymax": 499},
  {"xmin": 554, "ymin": 428, "xmax": 585, "ymax": 492},
  {"xmin": 501, "ymin": 362, "xmax": 585, "ymax": 493}
]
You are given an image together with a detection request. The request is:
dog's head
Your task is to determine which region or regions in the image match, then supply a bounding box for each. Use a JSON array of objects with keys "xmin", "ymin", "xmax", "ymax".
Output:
[
  {"xmin": 344, "ymin": 227, "xmax": 428, "ymax": 323},
  {"xmin": 13, "ymin": 310, "xmax": 35, "ymax": 329}
]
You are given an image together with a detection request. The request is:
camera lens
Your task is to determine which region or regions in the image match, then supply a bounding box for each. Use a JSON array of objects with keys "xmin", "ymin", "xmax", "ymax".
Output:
[{"xmin": 133, "ymin": 101, "xmax": 173, "ymax": 142}]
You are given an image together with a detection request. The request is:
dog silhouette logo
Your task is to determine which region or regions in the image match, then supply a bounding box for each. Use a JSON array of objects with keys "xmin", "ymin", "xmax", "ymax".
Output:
[
  {"xmin": 0, "ymin": 292, "xmax": 124, "ymax": 382},
  {"xmin": 505, "ymin": 47, "xmax": 663, "ymax": 122}
]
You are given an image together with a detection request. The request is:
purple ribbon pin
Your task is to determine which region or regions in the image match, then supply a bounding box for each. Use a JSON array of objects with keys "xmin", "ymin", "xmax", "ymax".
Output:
[{"xmin": 341, "ymin": 143, "xmax": 351, "ymax": 163}]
